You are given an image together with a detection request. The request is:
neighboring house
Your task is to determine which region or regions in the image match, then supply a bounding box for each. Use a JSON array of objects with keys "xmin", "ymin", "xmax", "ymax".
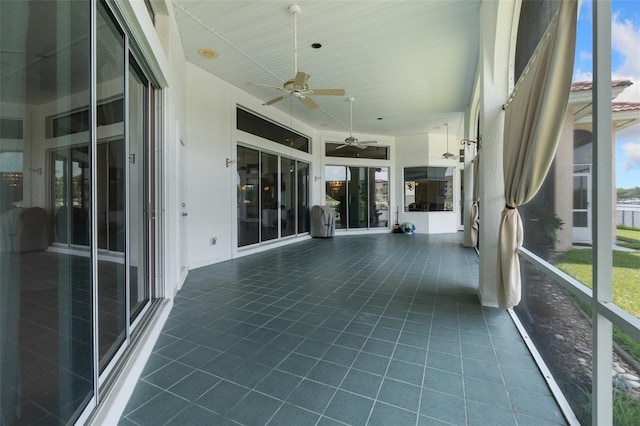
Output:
[{"xmin": 528, "ymin": 80, "xmax": 640, "ymax": 251}]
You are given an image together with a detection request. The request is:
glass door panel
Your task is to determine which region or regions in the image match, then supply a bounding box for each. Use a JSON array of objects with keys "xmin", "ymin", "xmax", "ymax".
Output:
[
  {"xmin": 0, "ymin": 1, "xmax": 94, "ymax": 423},
  {"xmin": 348, "ymin": 166, "xmax": 368, "ymax": 229},
  {"xmin": 297, "ymin": 161, "xmax": 310, "ymax": 234},
  {"xmin": 371, "ymin": 167, "xmax": 389, "ymax": 228},
  {"xmin": 128, "ymin": 59, "xmax": 151, "ymax": 324},
  {"xmin": 96, "ymin": 3, "xmax": 126, "ymax": 373},
  {"xmin": 281, "ymin": 157, "xmax": 295, "ymax": 237},
  {"xmin": 53, "ymin": 146, "xmax": 91, "ymax": 246},
  {"xmin": 326, "ymin": 166, "xmax": 347, "ymax": 229},
  {"xmin": 237, "ymin": 146, "xmax": 260, "ymax": 246},
  {"xmin": 572, "ymin": 173, "xmax": 591, "ymax": 243},
  {"xmin": 261, "ymin": 152, "xmax": 279, "ymax": 241}
]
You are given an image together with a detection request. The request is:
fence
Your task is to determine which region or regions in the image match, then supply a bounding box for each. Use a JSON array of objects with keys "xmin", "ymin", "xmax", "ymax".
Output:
[{"xmin": 617, "ymin": 206, "xmax": 640, "ymax": 228}]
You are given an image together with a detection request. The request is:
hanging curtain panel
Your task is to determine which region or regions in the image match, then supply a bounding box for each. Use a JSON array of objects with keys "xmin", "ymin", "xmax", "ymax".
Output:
[
  {"xmin": 470, "ymin": 156, "xmax": 480, "ymax": 248},
  {"xmin": 497, "ymin": 0, "xmax": 578, "ymax": 309}
]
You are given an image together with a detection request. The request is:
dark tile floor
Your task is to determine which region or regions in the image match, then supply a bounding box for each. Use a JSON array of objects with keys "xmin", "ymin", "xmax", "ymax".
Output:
[{"xmin": 119, "ymin": 233, "xmax": 566, "ymax": 425}]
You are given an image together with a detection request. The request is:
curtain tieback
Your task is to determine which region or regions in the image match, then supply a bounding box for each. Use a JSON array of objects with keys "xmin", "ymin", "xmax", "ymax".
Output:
[{"xmin": 505, "ymin": 204, "xmax": 516, "ymax": 210}]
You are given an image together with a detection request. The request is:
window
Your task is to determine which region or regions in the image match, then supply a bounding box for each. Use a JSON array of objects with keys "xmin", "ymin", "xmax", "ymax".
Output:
[
  {"xmin": 0, "ymin": 118, "xmax": 23, "ymax": 139},
  {"xmin": 46, "ymin": 97, "xmax": 124, "ymax": 138},
  {"xmin": 237, "ymin": 107, "xmax": 310, "ymax": 153},
  {"xmin": 404, "ymin": 167, "xmax": 454, "ymax": 212},
  {"xmin": 325, "ymin": 143, "xmax": 389, "ymax": 160}
]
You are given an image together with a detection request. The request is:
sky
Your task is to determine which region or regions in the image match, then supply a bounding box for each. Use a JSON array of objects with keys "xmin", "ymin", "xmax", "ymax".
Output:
[{"xmin": 573, "ymin": 0, "xmax": 640, "ymax": 189}]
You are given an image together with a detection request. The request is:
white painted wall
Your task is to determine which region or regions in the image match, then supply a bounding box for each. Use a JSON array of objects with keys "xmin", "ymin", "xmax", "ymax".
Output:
[
  {"xmin": 394, "ymin": 133, "xmax": 459, "ymax": 234},
  {"xmin": 153, "ymin": 3, "xmax": 187, "ymax": 296},
  {"xmin": 183, "ymin": 62, "xmax": 322, "ymax": 269}
]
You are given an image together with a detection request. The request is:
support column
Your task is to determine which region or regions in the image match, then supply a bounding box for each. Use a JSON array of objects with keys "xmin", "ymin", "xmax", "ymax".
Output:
[
  {"xmin": 462, "ymin": 106, "xmax": 475, "ymax": 248},
  {"xmin": 477, "ymin": 0, "xmax": 520, "ymax": 307}
]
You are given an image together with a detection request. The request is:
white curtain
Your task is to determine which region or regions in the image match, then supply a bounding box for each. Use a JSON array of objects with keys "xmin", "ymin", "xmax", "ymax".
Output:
[
  {"xmin": 470, "ymin": 156, "xmax": 480, "ymax": 248},
  {"xmin": 497, "ymin": 0, "xmax": 577, "ymax": 309}
]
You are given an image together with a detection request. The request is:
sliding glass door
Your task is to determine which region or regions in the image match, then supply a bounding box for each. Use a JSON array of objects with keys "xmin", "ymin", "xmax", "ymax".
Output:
[
  {"xmin": 237, "ymin": 145, "xmax": 309, "ymax": 247},
  {"xmin": 0, "ymin": 1, "xmax": 94, "ymax": 424},
  {"xmin": 325, "ymin": 166, "xmax": 389, "ymax": 230},
  {"xmin": 0, "ymin": 1, "xmax": 159, "ymax": 422}
]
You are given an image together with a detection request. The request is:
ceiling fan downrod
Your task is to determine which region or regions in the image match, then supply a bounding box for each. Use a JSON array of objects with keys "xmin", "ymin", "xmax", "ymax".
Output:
[{"xmin": 289, "ymin": 4, "xmax": 301, "ymax": 76}]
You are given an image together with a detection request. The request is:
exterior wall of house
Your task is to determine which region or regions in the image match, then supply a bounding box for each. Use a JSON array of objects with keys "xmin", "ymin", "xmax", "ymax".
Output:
[{"xmin": 554, "ymin": 109, "xmax": 575, "ymax": 252}]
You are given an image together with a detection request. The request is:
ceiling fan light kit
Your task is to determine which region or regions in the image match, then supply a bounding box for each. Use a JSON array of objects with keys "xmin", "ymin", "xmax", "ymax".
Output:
[
  {"xmin": 441, "ymin": 122, "xmax": 457, "ymax": 159},
  {"xmin": 254, "ymin": 4, "xmax": 345, "ymax": 110}
]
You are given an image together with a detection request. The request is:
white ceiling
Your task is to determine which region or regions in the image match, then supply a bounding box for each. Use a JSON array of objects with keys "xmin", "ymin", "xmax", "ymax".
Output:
[{"xmin": 172, "ymin": 1, "xmax": 481, "ymax": 138}]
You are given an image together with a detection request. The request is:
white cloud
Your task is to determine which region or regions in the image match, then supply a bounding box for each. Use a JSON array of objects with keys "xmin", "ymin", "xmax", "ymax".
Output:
[
  {"xmin": 579, "ymin": 50, "xmax": 592, "ymax": 63},
  {"xmin": 622, "ymin": 142, "xmax": 640, "ymax": 170},
  {"xmin": 612, "ymin": 12, "xmax": 640, "ymax": 101},
  {"xmin": 573, "ymin": 69, "xmax": 593, "ymax": 82}
]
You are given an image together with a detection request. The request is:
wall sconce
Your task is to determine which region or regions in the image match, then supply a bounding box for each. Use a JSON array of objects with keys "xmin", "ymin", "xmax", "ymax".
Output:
[
  {"xmin": 460, "ymin": 136, "xmax": 482, "ymax": 151},
  {"xmin": 226, "ymin": 158, "xmax": 236, "ymax": 168}
]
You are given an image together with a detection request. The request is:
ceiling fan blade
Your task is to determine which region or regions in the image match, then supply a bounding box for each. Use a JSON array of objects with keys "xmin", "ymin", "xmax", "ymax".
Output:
[
  {"xmin": 335, "ymin": 144, "xmax": 349, "ymax": 150},
  {"xmin": 358, "ymin": 140, "xmax": 378, "ymax": 145},
  {"xmin": 308, "ymin": 88, "xmax": 346, "ymax": 96},
  {"xmin": 293, "ymin": 71, "xmax": 310, "ymax": 88},
  {"xmin": 299, "ymin": 96, "xmax": 319, "ymax": 110},
  {"xmin": 249, "ymin": 82, "xmax": 288, "ymax": 92},
  {"xmin": 263, "ymin": 95, "xmax": 285, "ymax": 106},
  {"xmin": 355, "ymin": 144, "xmax": 368, "ymax": 149}
]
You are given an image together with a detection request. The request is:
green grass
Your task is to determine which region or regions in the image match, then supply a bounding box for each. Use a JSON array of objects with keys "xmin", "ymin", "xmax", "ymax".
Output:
[
  {"xmin": 556, "ymin": 249, "xmax": 640, "ymax": 317},
  {"xmin": 556, "ymin": 230, "xmax": 640, "ymax": 424},
  {"xmin": 617, "ymin": 227, "xmax": 640, "ymax": 250}
]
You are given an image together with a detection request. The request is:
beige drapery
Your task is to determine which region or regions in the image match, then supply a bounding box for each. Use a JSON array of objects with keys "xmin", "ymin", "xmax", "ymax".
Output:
[
  {"xmin": 497, "ymin": 0, "xmax": 577, "ymax": 309},
  {"xmin": 470, "ymin": 156, "xmax": 480, "ymax": 247}
]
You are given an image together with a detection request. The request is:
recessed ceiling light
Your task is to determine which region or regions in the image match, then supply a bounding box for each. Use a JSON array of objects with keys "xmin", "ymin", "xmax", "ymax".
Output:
[
  {"xmin": 311, "ymin": 42, "xmax": 322, "ymax": 49},
  {"xmin": 198, "ymin": 48, "xmax": 219, "ymax": 59}
]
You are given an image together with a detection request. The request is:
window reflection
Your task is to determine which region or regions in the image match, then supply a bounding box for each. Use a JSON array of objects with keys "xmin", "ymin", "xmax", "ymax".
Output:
[
  {"xmin": 96, "ymin": 3, "xmax": 126, "ymax": 374},
  {"xmin": 0, "ymin": 0, "xmax": 94, "ymax": 423},
  {"xmin": 403, "ymin": 167, "xmax": 454, "ymax": 212}
]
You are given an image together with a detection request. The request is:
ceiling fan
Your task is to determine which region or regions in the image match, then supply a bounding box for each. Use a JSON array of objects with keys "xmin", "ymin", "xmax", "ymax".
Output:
[
  {"xmin": 441, "ymin": 122, "xmax": 458, "ymax": 159},
  {"xmin": 327, "ymin": 98, "xmax": 378, "ymax": 149},
  {"xmin": 253, "ymin": 4, "xmax": 345, "ymax": 110}
]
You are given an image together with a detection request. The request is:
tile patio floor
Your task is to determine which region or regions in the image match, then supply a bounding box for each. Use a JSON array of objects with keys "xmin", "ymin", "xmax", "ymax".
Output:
[{"xmin": 119, "ymin": 233, "xmax": 566, "ymax": 426}]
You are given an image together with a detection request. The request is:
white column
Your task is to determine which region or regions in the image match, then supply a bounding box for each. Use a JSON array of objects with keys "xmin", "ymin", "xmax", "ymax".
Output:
[
  {"xmin": 477, "ymin": 0, "xmax": 520, "ymax": 307},
  {"xmin": 592, "ymin": 0, "xmax": 613, "ymax": 423},
  {"xmin": 462, "ymin": 107, "xmax": 475, "ymax": 247}
]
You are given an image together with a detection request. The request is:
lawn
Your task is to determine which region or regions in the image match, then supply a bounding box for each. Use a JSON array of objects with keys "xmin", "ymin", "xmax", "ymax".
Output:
[
  {"xmin": 618, "ymin": 227, "xmax": 640, "ymax": 250},
  {"xmin": 552, "ymin": 228, "xmax": 640, "ymax": 426},
  {"xmin": 556, "ymin": 249, "xmax": 640, "ymax": 317}
]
